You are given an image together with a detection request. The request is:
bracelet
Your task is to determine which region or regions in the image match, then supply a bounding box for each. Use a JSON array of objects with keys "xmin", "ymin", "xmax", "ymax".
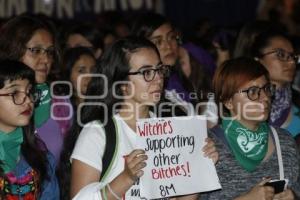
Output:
[{"xmin": 107, "ymin": 183, "xmax": 122, "ymax": 200}]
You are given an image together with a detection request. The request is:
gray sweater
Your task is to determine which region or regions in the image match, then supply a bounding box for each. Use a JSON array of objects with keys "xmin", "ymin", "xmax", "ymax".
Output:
[{"xmin": 201, "ymin": 126, "xmax": 300, "ymax": 200}]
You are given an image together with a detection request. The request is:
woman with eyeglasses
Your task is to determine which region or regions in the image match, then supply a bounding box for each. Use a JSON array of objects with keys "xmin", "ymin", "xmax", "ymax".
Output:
[
  {"xmin": 251, "ymin": 27, "xmax": 299, "ymax": 137},
  {"xmin": 201, "ymin": 57, "xmax": 300, "ymax": 200},
  {"xmin": 0, "ymin": 14, "xmax": 72, "ymax": 164},
  {"xmin": 234, "ymin": 21, "xmax": 300, "ymax": 138},
  {"xmin": 131, "ymin": 13, "xmax": 199, "ymax": 117},
  {"xmin": 70, "ymin": 36, "xmax": 218, "ymax": 199},
  {"xmin": 0, "ymin": 60, "xmax": 59, "ymax": 199}
]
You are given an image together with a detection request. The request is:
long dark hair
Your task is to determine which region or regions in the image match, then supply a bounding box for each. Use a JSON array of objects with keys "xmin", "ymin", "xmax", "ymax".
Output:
[
  {"xmin": 0, "ymin": 60, "xmax": 48, "ymax": 198},
  {"xmin": 82, "ymin": 36, "xmax": 160, "ymax": 124},
  {"xmin": 57, "ymin": 47, "xmax": 96, "ymax": 200},
  {"xmin": 57, "ymin": 36, "xmax": 159, "ymax": 200}
]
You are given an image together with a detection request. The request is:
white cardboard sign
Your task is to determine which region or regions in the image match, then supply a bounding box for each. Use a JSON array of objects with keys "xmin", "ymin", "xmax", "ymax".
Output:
[{"xmin": 136, "ymin": 115, "xmax": 221, "ymax": 199}]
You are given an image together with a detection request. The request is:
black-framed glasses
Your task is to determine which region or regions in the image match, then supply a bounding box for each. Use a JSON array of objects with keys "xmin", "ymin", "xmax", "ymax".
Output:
[
  {"xmin": 128, "ymin": 64, "xmax": 170, "ymax": 82},
  {"xmin": 237, "ymin": 83, "xmax": 275, "ymax": 101},
  {"xmin": 260, "ymin": 48, "xmax": 299, "ymax": 63},
  {"xmin": 26, "ymin": 46, "xmax": 56, "ymax": 58},
  {"xmin": 0, "ymin": 89, "xmax": 40, "ymax": 105}
]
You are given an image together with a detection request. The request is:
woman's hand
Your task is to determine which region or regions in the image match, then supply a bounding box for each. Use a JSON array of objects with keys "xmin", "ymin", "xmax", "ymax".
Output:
[
  {"xmin": 235, "ymin": 178, "xmax": 274, "ymax": 200},
  {"xmin": 273, "ymin": 189, "xmax": 295, "ymax": 200},
  {"xmin": 123, "ymin": 149, "xmax": 148, "ymax": 182},
  {"xmin": 202, "ymin": 137, "xmax": 219, "ymax": 164}
]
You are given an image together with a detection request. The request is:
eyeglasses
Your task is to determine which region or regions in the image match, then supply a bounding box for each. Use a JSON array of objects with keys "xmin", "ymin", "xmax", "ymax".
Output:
[
  {"xmin": 128, "ymin": 64, "xmax": 170, "ymax": 82},
  {"xmin": 260, "ymin": 48, "xmax": 299, "ymax": 63},
  {"xmin": 26, "ymin": 47, "xmax": 56, "ymax": 58},
  {"xmin": 0, "ymin": 89, "xmax": 40, "ymax": 105},
  {"xmin": 236, "ymin": 83, "xmax": 275, "ymax": 101},
  {"xmin": 150, "ymin": 32, "xmax": 180, "ymax": 48}
]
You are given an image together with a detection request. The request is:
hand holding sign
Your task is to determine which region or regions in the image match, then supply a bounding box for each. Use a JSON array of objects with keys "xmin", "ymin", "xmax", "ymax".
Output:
[
  {"xmin": 124, "ymin": 149, "xmax": 148, "ymax": 182},
  {"xmin": 136, "ymin": 116, "xmax": 221, "ymax": 199}
]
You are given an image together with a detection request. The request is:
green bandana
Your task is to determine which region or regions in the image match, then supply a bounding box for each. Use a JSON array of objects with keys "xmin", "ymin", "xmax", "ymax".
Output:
[
  {"xmin": 34, "ymin": 83, "xmax": 51, "ymax": 128},
  {"xmin": 222, "ymin": 119, "xmax": 269, "ymax": 172},
  {"xmin": 0, "ymin": 127, "xmax": 23, "ymax": 173}
]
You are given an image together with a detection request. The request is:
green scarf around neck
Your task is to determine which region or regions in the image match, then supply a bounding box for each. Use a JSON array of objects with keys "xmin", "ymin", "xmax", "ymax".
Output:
[
  {"xmin": 222, "ymin": 119, "xmax": 269, "ymax": 172},
  {"xmin": 34, "ymin": 83, "xmax": 51, "ymax": 128},
  {"xmin": 0, "ymin": 127, "xmax": 23, "ymax": 173}
]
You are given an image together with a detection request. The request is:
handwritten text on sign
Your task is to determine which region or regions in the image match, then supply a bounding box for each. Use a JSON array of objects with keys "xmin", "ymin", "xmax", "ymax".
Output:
[{"xmin": 136, "ymin": 116, "xmax": 221, "ymax": 199}]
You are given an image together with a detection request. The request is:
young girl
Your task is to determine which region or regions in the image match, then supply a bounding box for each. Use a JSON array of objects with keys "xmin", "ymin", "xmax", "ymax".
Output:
[
  {"xmin": 70, "ymin": 36, "xmax": 218, "ymax": 199},
  {"xmin": 0, "ymin": 60, "xmax": 59, "ymax": 199}
]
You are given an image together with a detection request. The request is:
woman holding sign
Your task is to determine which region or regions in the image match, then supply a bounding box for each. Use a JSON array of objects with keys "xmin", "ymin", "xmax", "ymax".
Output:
[
  {"xmin": 70, "ymin": 36, "xmax": 218, "ymax": 199},
  {"xmin": 203, "ymin": 57, "xmax": 300, "ymax": 199}
]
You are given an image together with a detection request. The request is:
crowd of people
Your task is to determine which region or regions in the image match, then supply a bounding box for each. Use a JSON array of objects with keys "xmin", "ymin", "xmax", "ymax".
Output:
[{"xmin": 0, "ymin": 10, "xmax": 299, "ymax": 200}]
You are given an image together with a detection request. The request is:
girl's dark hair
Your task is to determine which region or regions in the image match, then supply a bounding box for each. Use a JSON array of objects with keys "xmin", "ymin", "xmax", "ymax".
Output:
[
  {"xmin": 57, "ymin": 36, "xmax": 159, "ymax": 200},
  {"xmin": 188, "ymin": 53, "xmax": 212, "ymax": 103},
  {"xmin": 233, "ymin": 20, "xmax": 287, "ymax": 58},
  {"xmin": 82, "ymin": 36, "xmax": 159, "ymax": 124},
  {"xmin": 250, "ymin": 27, "xmax": 291, "ymax": 58},
  {"xmin": 62, "ymin": 22, "xmax": 104, "ymax": 51},
  {"xmin": 131, "ymin": 12, "xmax": 170, "ymax": 39},
  {"xmin": 57, "ymin": 47, "xmax": 96, "ymax": 200},
  {"xmin": 0, "ymin": 60, "xmax": 48, "ymax": 197}
]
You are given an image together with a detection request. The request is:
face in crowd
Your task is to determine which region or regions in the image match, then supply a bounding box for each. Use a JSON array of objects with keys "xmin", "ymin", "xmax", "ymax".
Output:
[
  {"xmin": 225, "ymin": 75, "xmax": 272, "ymax": 129},
  {"xmin": 214, "ymin": 58, "xmax": 273, "ymax": 129},
  {"xmin": 70, "ymin": 54, "xmax": 96, "ymax": 97},
  {"xmin": 21, "ymin": 29, "xmax": 54, "ymax": 84},
  {"xmin": 0, "ymin": 79, "xmax": 35, "ymax": 132},
  {"xmin": 148, "ymin": 23, "xmax": 179, "ymax": 66},
  {"xmin": 123, "ymin": 47, "xmax": 166, "ymax": 105},
  {"xmin": 256, "ymin": 36, "xmax": 296, "ymax": 88}
]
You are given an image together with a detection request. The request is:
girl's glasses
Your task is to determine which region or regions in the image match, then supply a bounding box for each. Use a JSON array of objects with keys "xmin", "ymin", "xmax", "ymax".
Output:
[
  {"xmin": 128, "ymin": 64, "xmax": 170, "ymax": 82},
  {"xmin": 26, "ymin": 46, "xmax": 56, "ymax": 59},
  {"xmin": 0, "ymin": 90, "xmax": 40, "ymax": 105},
  {"xmin": 261, "ymin": 48, "xmax": 299, "ymax": 63}
]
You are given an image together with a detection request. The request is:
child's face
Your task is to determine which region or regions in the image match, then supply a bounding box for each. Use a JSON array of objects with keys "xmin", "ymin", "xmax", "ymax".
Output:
[
  {"xmin": 70, "ymin": 54, "xmax": 96, "ymax": 97},
  {"xmin": 0, "ymin": 79, "xmax": 34, "ymax": 132}
]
